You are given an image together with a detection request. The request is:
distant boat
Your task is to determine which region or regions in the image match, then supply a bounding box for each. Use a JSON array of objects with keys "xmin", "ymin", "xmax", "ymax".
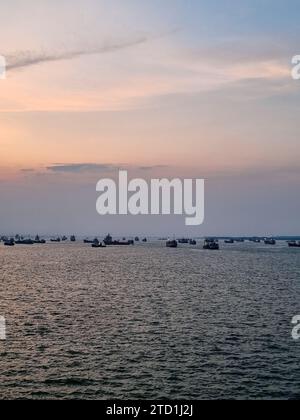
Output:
[
  {"xmin": 178, "ymin": 238, "xmax": 189, "ymax": 244},
  {"xmin": 62, "ymin": 236, "xmax": 68, "ymax": 241},
  {"xmin": 103, "ymin": 234, "xmax": 134, "ymax": 246},
  {"xmin": 70, "ymin": 235, "xmax": 76, "ymax": 242},
  {"xmin": 142, "ymin": 238, "xmax": 148, "ymax": 243},
  {"xmin": 264, "ymin": 238, "xmax": 276, "ymax": 245},
  {"xmin": 235, "ymin": 238, "xmax": 245, "ymax": 243},
  {"xmin": 92, "ymin": 242, "xmax": 106, "ymax": 248},
  {"xmin": 84, "ymin": 238, "xmax": 99, "ymax": 244},
  {"xmin": 4, "ymin": 239, "xmax": 15, "ymax": 246},
  {"xmin": 51, "ymin": 238, "xmax": 61, "ymax": 243},
  {"xmin": 135, "ymin": 237, "xmax": 140, "ymax": 242},
  {"xmin": 103, "ymin": 234, "xmax": 113, "ymax": 245},
  {"xmin": 15, "ymin": 239, "xmax": 35, "ymax": 245},
  {"xmin": 288, "ymin": 241, "xmax": 300, "ymax": 248},
  {"xmin": 203, "ymin": 238, "xmax": 220, "ymax": 250},
  {"xmin": 166, "ymin": 239, "xmax": 178, "ymax": 248},
  {"xmin": 189, "ymin": 239, "xmax": 197, "ymax": 245},
  {"xmin": 34, "ymin": 235, "xmax": 46, "ymax": 244},
  {"xmin": 225, "ymin": 239, "xmax": 234, "ymax": 244},
  {"xmin": 118, "ymin": 240, "xmax": 134, "ymax": 246}
]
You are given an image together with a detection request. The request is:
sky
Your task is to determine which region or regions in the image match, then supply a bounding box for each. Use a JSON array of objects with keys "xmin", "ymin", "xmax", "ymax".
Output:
[{"xmin": 0, "ymin": 0, "xmax": 300, "ymax": 236}]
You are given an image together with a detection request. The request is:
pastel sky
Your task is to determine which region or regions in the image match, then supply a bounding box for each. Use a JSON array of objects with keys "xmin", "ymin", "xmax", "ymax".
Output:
[{"xmin": 0, "ymin": 0, "xmax": 299, "ymax": 236}]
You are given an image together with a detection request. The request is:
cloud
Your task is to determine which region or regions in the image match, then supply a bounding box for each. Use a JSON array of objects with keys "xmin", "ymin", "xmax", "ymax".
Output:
[
  {"xmin": 46, "ymin": 163, "xmax": 172, "ymax": 174},
  {"xmin": 46, "ymin": 163, "xmax": 120, "ymax": 173},
  {"xmin": 5, "ymin": 29, "xmax": 179, "ymax": 72},
  {"xmin": 6, "ymin": 37, "xmax": 149, "ymax": 71},
  {"xmin": 138, "ymin": 165, "xmax": 169, "ymax": 171},
  {"xmin": 1, "ymin": 33, "xmax": 292, "ymax": 113}
]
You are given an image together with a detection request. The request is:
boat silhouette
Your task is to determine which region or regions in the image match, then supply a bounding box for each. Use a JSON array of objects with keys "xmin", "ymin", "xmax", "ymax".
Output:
[
  {"xmin": 166, "ymin": 239, "xmax": 178, "ymax": 248},
  {"xmin": 203, "ymin": 238, "xmax": 220, "ymax": 250}
]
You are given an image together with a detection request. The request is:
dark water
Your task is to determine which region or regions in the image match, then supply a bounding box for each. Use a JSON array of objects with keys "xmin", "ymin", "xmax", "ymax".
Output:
[{"xmin": 0, "ymin": 241, "xmax": 300, "ymax": 400}]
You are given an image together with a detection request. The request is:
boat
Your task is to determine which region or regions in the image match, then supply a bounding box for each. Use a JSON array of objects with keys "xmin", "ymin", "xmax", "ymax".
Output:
[
  {"xmin": 225, "ymin": 239, "xmax": 234, "ymax": 244},
  {"xmin": 34, "ymin": 235, "xmax": 46, "ymax": 244},
  {"xmin": 135, "ymin": 237, "xmax": 140, "ymax": 242},
  {"xmin": 103, "ymin": 234, "xmax": 113, "ymax": 245},
  {"xmin": 62, "ymin": 236, "xmax": 68, "ymax": 241},
  {"xmin": 264, "ymin": 238, "xmax": 276, "ymax": 245},
  {"xmin": 166, "ymin": 239, "xmax": 178, "ymax": 248},
  {"xmin": 15, "ymin": 239, "xmax": 35, "ymax": 245},
  {"xmin": 4, "ymin": 239, "xmax": 15, "ymax": 246},
  {"xmin": 142, "ymin": 238, "xmax": 148, "ymax": 243},
  {"xmin": 103, "ymin": 234, "xmax": 134, "ymax": 246},
  {"xmin": 178, "ymin": 238, "xmax": 189, "ymax": 244},
  {"xmin": 117, "ymin": 239, "xmax": 134, "ymax": 246},
  {"xmin": 203, "ymin": 238, "xmax": 220, "ymax": 250},
  {"xmin": 189, "ymin": 239, "xmax": 197, "ymax": 245},
  {"xmin": 288, "ymin": 241, "xmax": 300, "ymax": 248},
  {"xmin": 50, "ymin": 238, "xmax": 61, "ymax": 243},
  {"xmin": 70, "ymin": 235, "xmax": 76, "ymax": 242},
  {"xmin": 92, "ymin": 242, "xmax": 106, "ymax": 248},
  {"xmin": 84, "ymin": 238, "xmax": 99, "ymax": 244}
]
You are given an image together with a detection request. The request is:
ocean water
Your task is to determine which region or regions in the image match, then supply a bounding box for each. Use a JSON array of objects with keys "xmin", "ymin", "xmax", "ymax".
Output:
[{"xmin": 0, "ymin": 241, "xmax": 300, "ymax": 400}]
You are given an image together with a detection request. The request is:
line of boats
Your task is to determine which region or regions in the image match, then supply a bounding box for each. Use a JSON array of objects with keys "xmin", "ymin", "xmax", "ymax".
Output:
[
  {"xmin": 85, "ymin": 234, "xmax": 135, "ymax": 248},
  {"xmin": 223, "ymin": 238, "xmax": 300, "ymax": 247},
  {"xmin": 166, "ymin": 237, "xmax": 300, "ymax": 250},
  {"xmin": 166, "ymin": 238, "xmax": 219, "ymax": 250},
  {"xmin": 1, "ymin": 235, "xmax": 47, "ymax": 246},
  {"xmin": 2, "ymin": 234, "xmax": 300, "ymax": 250}
]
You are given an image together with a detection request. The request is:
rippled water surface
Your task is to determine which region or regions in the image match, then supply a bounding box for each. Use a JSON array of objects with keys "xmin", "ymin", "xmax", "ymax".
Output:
[{"xmin": 1, "ymin": 241, "xmax": 300, "ymax": 400}]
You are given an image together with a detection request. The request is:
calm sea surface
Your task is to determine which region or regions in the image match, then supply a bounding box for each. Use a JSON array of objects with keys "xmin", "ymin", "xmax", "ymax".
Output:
[{"xmin": 0, "ymin": 241, "xmax": 300, "ymax": 400}]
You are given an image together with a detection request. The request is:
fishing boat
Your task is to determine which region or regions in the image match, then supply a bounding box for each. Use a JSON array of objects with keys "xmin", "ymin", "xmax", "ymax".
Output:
[
  {"xmin": 103, "ymin": 234, "xmax": 134, "ymax": 246},
  {"xmin": 225, "ymin": 239, "xmax": 234, "ymax": 244},
  {"xmin": 166, "ymin": 239, "xmax": 178, "ymax": 248},
  {"xmin": 51, "ymin": 238, "xmax": 61, "ymax": 243},
  {"xmin": 118, "ymin": 239, "xmax": 134, "ymax": 246},
  {"xmin": 92, "ymin": 242, "xmax": 106, "ymax": 248},
  {"xmin": 189, "ymin": 239, "xmax": 197, "ymax": 245},
  {"xmin": 15, "ymin": 239, "xmax": 35, "ymax": 245},
  {"xmin": 203, "ymin": 238, "xmax": 220, "ymax": 250},
  {"xmin": 34, "ymin": 235, "xmax": 46, "ymax": 244},
  {"xmin": 178, "ymin": 238, "xmax": 189, "ymax": 244},
  {"xmin": 264, "ymin": 238, "xmax": 276, "ymax": 245},
  {"xmin": 70, "ymin": 235, "xmax": 76, "ymax": 242},
  {"xmin": 84, "ymin": 238, "xmax": 98, "ymax": 244},
  {"xmin": 4, "ymin": 239, "xmax": 15, "ymax": 246},
  {"xmin": 288, "ymin": 241, "xmax": 300, "ymax": 248},
  {"xmin": 142, "ymin": 238, "xmax": 148, "ymax": 243}
]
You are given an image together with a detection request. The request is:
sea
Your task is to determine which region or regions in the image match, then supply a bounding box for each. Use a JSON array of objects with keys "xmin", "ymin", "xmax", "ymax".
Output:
[{"xmin": 0, "ymin": 240, "xmax": 300, "ymax": 400}]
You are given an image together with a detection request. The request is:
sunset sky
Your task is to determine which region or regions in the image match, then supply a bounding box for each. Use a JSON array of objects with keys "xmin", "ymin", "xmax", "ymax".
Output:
[{"xmin": 0, "ymin": 0, "xmax": 300, "ymax": 236}]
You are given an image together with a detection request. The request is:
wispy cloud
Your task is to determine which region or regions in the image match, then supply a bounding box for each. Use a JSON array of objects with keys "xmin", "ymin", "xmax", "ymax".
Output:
[
  {"xmin": 138, "ymin": 165, "xmax": 169, "ymax": 171},
  {"xmin": 46, "ymin": 163, "xmax": 120, "ymax": 173},
  {"xmin": 46, "ymin": 163, "xmax": 172, "ymax": 174},
  {"xmin": 6, "ymin": 29, "xmax": 179, "ymax": 72},
  {"xmin": 40, "ymin": 163, "xmax": 170, "ymax": 174},
  {"xmin": 6, "ymin": 37, "xmax": 150, "ymax": 71}
]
